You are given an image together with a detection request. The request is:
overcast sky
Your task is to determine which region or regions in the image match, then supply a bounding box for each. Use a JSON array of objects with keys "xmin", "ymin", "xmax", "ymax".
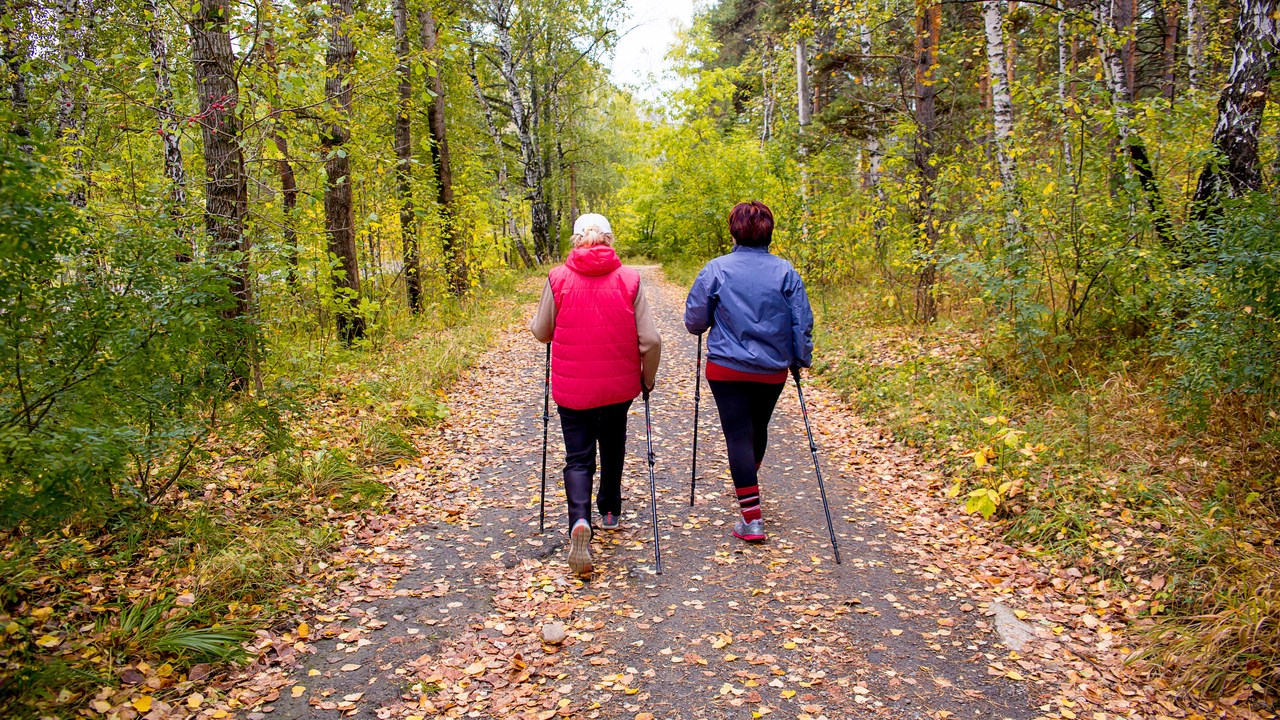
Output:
[{"xmin": 608, "ymin": 0, "xmax": 698, "ymax": 100}]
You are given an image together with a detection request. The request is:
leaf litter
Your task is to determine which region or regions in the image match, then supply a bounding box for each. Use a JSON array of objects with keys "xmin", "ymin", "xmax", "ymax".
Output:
[{"xmin": 105, "ymin": 269, "xmax": 1272, "ymax": 720}]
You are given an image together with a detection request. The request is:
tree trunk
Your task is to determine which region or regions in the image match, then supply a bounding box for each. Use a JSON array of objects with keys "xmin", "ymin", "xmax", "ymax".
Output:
[
  {"xmin": 795, "ymin": 37, "xmax": 811, "ymax": 246},
  {"xmin": 393, "ymin": 0, "xmax": 421, "ymax": 311},
  {"xmin": 144, "ymin": 0, "xmax": 190, "ymax": 259},
  {"xmin": 1058, "ymin": 5, "xmax": 1073, "ymax": 171},
  {"xmin": 422, "ymin": 6, "xmax": 466, "ymax": 296},
  {"xmin": 913, "ymin": 0, "xmax": 942, "ymax": 325},
  {"xmin": 190, "ymin": 0, "xmax": 249, "ymax": 323},
  {"xmin": 1117, "ymin": 0, "xmax": 1136, "ymax": 98},
  {"xmin": 1161, "ymin": 0, "xmax": 1180, "ymax": 100},
  {"xmin": 57, "ymin": 0, "xmax": 92, "ymax": 207},
  {"xmin": 261, "ymin": 10, "xmax": 299, "ymax": 287},
  {"xmin": 1191, "ymin": 0, "xmax": 1280, "ymax": 217},
  {"xmin": 492, "ymin": 2, "xmax": 551, "ymax": 263},
  {"xmin": 1186, "ymin": 0, "xmax": 1200, "ymax": 90},
  {"xmin": 858, "ymin": 23, "xmax": 883, "ymax": 194},
  {"xmin": 982, "ymin": 0, "xmax": 1016, "ymax": 188},
  {"xmin": 273, "ymin": 131, "xmax": 300, "ymax": 286},
  {"xmin": 323, "ymin": 0, "xmax": 364, "ymax": 343},
  {"xmin": 1, "ymin": 0, "xmax": 31, "ymax": 145},
  {"xmin": 1097, "ymin": 0, "xmax": 1176, "ymax": 247},
  {"xmin": 466, "ymin": 41, "xmax": 532, "ymax": 268}
]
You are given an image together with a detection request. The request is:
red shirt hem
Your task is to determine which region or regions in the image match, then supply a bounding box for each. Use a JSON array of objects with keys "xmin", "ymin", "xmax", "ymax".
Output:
[{"xmin": 705, "ymin": 360, "xmax": 788, "ymax": 384}]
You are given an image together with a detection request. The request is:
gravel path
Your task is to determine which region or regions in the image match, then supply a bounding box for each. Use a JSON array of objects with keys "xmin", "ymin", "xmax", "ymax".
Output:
[{"xmin": 233, "ymin": 267, "xmax": 1039, "ymax": 720}]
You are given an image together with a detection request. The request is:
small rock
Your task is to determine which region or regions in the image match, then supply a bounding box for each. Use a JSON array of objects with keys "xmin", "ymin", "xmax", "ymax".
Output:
[
  {"xmin": 990, "ymin": 602, "xmax": 1037, "ymax": 652},
  {"xmin": 541, "ymin": 621, "xmax": 566, "ymax": 645}
]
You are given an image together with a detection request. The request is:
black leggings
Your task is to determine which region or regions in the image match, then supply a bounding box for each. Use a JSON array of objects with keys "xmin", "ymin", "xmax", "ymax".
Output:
[
  {"xmin": 707, "ymin": 380, "xmax": 784, "ymax": 494},
  {"xmin": 557, "ymin": 400, "xmax": 632, "ymax": 529}
]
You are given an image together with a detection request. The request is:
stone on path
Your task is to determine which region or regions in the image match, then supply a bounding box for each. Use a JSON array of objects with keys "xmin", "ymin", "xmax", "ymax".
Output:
[
  {"xmin": 991, "ymin": 601, "xmax": 1039, "ymax": 652},
  {"xmin": 541, "ymin": 621, "xmax": 566, "ymax": 645}
]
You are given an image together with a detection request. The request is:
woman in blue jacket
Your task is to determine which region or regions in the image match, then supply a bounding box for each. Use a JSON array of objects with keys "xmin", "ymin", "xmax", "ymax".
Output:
[{"xmin": 684, "ymin": 201, "xmax": 814, "ymax": 543}]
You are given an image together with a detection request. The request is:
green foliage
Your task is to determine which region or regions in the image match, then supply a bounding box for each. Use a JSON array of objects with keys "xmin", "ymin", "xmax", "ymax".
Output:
[
  {"xmin": 0, "ymin": 137, "xmax": 252, "ymax": 530},
  {"xmin": 1164, "ymin": 195, "xmax": 1280, "ymax": 410}
]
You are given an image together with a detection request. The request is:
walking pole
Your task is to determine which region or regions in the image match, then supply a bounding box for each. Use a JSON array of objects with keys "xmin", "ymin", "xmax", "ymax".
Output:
[
  {"xmin": 790, "ymin": 367, "xmax": 842, "ymax": 565},
  {"xmin": 689, "ymin": 333, "xmax": 703, "ymax": 506},
  {"xmin": 643, "ymin": 389, "xmax": 663, "ymax": 574},
  {"xmin": 539, "ymin": 343, "xmax": 551, "ymax": 533}
]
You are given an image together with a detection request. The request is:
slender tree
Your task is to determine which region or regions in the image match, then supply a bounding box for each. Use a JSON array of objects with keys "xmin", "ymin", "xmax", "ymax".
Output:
[
  {"xmin": 422, "ymin": 5, "xmax": 467, "ymax": 296},
  {"xmin": 913, "ymin": 0, "xmax": 941, "ymax": 324},
  {"xmin": 466, "ymin": 42, "xmax": 532, "ymax": 267},
  {"xmin": 393, "ymin": 0, "xmax": 422, "ymax": 311},
  {"xmin": 323, "ymin": 0, "xmax": 365, "ymax": 343},
  {"xmin": 489, "ymin": 0, "xmax": 553, "ymax": 262},
  {"xmin": 982, "ymin": 0, "xmax": 1016, "ymax": 189},
  {"xmin": 1097, "ymin": 0, "xmax": 1175, "ymax": 247},
  {"xmin": 1186, "ymin": 0, "xmax": 1201, "ymax": 90},
  {"xmin": 144, "ymin": 0, "xmax": 190, "ymax": 259},
  {"xmin": 1, "ymin": 0, "xmax": 31, "ymax": 144},
  {"xmin": 56, "ymin": 0, "xmax": 94, "ymax": 207},
  {"xmin": 190, "ymin": 0, "xmax": 250, "ymax": 323}
]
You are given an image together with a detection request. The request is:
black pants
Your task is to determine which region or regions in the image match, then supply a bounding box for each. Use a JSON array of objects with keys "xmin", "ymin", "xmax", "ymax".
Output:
[
  {"xmin": 558, "ymin": 400, "xmax": 632, "ymax": 529},
  {"xmin": 708, "ymin": 380, "xmax": 785, "ymax": 494}
]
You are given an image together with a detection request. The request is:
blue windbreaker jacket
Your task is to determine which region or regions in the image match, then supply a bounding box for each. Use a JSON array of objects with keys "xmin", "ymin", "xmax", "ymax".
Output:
[{"xmin": 683, "ymin": 245, "xmax": 814, "ymax": 373}]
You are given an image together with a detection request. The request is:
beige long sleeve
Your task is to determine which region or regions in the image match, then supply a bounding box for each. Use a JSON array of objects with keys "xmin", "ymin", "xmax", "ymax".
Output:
[
  {"xmin": 634, "ymin": 283, "xmax": 662, "ymax": 391},
  {"xmin": 530, "ymin": 280, "xmax": 556, "ymax": 343},
  {"xmin": 528, "ymin": 278, "xmax": 663, "ymax": 391}
]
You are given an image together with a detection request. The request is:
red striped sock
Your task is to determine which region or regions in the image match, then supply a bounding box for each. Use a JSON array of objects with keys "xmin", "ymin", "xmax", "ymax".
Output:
[{"xmin": 736, "ymin": 484, "xmax": 762, "ymax": 523}]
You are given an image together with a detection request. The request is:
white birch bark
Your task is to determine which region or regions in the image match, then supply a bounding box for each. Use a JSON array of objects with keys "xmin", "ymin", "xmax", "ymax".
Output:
[
  {"xmin": 1192, "ymin": 0, "xmax": 1280, "ymax": 206},
  {"xmin": 983, "ymin": 0, "xmax": 1016, "ymax": 187},
  {"xmin": 1057, "ymin": 6, "xmax": 1072, "ymax": 171},
  {"xmin": 144, "ymin": 0, "xmax": 188, "ymax": 253},
  {"xmin": 1186, "ymin": 0, "xmax": 1200, "ymax": 90},
  {"xmin": 859, "ymin": 22, "xmax": 883, "ymax": 193}
]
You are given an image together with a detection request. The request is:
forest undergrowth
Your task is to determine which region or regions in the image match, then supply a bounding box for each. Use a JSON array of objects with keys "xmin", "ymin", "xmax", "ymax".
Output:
[
  {"xmin": 0, "ymin": 274, "xmax": 535, "ymax": 717},
  {"xmin": 805, "ymin": 276, "xmax": 1280, "ymax": 704}
]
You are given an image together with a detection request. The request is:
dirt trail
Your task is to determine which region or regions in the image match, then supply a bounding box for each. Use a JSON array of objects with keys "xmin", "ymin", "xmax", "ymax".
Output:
[{"xmin": 217, "ymin": 267, "xmax": 1145, "ymax": 720}]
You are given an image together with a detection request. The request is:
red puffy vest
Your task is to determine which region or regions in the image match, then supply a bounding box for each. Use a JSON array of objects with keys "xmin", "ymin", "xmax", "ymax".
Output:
[{"xmin": 548, "ymin": 245, "xmax": 642, "ymax": 410}]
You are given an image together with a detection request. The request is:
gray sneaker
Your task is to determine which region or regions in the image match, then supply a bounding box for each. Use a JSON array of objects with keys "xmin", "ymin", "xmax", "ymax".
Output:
[
  {"xmin": 600, "ymin": 512, "xmax": 621, "ymax": 530},
  {"xmin": 731, "ymin": 518, "xmax": 766, "ymax": 542},
  {"xmin": 568, "ymin": 519, "xmax": 593, "ymax": 578}
]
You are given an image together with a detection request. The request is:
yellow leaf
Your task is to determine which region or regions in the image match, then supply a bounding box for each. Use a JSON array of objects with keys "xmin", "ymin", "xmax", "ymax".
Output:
[
  {"xmin": 133, "ymin": 696, "xmax": 154, "ymax": 713},
  {"xmin": 781, "ymin": 690, "xmax": 796, "ymax": 698},
  {"xmin": 292, "ymin": 686, "xmax": 306, "ymax": 698},
  {"xmin": 297, "ymin": 622, "xmax": 310, "ymax": 639},
  {"xmin": 464, "ymin": 661, "xmax": 487, "ymax": 675},
  {"xmin": 974, "ymin": 449, "xmax": 988, "ymax": 468},
  {"xmin": 782, "ymin": 641, "xmax": 796, "ymax": 650},
  {"xmin": 35, "ymin": 634, "xmax": 61, "ymax": 648},
  {"xmin": 156, "ymin": 662, "xmax": 174, "ymax": 677},
  {"xmin": 188, "ymin": 693, "xmax": 204, "ymax": 709},
  {"xmin": 31, "ymin": 607, "xmax": 52, "ymax": 620}
]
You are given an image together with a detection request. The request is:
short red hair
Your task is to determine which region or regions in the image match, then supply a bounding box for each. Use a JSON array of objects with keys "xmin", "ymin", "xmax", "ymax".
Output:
[{"xmin": 728, "ymin": 201, "xmax": 774, "ymax": 247}]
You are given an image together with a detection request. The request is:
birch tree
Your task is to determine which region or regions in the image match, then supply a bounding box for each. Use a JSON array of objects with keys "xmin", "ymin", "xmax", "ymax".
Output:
[
  {"xmin": 982, "ymin": 0, "xmax": 1016, "ymax": 189},
  {"xmin": 1191, "ymin": 0, "xmax": 1280, "ymax": 217},
  {"xmin": 144, "ymin": 0, "xmax": 189, "ymax": 258}
]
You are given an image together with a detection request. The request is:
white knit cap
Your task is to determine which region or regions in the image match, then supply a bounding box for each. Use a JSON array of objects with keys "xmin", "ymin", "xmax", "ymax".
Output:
[{"xmin": 573, "ymin": 213, "xmax": 612, "ymax": 235}]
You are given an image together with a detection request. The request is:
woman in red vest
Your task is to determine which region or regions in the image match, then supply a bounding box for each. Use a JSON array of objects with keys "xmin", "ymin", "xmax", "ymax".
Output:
[{"xmin": 531, "ymin": 214, "xmax": 662, "ymax": 578}]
